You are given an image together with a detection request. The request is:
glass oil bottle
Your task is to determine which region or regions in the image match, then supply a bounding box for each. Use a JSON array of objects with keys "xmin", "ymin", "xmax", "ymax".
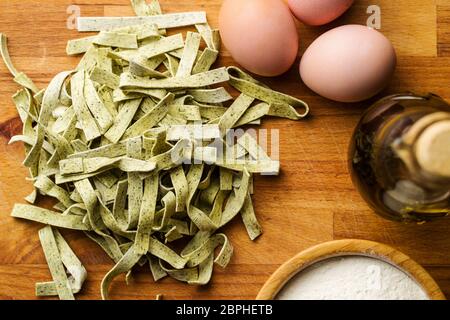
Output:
[{"xmin": 349, "ymin": 93, "xmax": 450, "ymax": 223}]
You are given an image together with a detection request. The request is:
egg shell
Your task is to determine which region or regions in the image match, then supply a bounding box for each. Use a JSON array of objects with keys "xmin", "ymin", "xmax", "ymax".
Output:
[
  {"xmin": 300, "ymin": 25, "xmax": 397, "ymax": 103},
  {"xmin": 219, "ymin": 0, "xmax": 299, "ymax": 77},
  {"xmin": 288, "ymin": 0, "xmax": 354, "ymax": 26}
]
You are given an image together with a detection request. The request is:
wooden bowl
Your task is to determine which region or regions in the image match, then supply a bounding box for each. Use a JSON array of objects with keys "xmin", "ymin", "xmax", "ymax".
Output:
[{"xmin": 256, "ymin": 239, "xmax": 446, "ymax": 300}]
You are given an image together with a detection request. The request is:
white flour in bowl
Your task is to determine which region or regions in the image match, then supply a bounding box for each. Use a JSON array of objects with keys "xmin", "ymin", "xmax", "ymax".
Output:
[{"xmin": 276, "ymin": 256, "xmax": 429, "ymax": 300}]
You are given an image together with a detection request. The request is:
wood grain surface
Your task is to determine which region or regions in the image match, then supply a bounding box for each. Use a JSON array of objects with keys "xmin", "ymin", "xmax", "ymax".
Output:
[{"xmin": 0, "ymin": 0, "xmax": 449, "ymax": 300}]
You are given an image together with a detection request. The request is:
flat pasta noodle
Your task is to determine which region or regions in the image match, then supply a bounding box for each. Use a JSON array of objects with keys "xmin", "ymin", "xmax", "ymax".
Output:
[
  {"xmin": 66, "ymin": 36, "xmax": 97, "ymax": 55},
  {"xmin": 90, "ymin": 67, "xmax": 120, "ymax": 89},
  {"xmin": 148, "ymin": 237, "xmax": 187, "ymax": 269},
  {"xmin": 185, "ymin": 233, "xmax": 233, "ymax": 268},
  {"xmin": 199, "ymin": 178, "xmax": 220, "ymax": 206},
  {"xmin": 218, "ymin": 94, "xmax": 255, "ymax": 134},
  {"xmin": 135, "ymin": 172, "xmax": 158, "ymax": 254},
  {"xmin": 185, "ymin": 164, "xmax": 218, "ymax": 231},
  {"xmin": 25, "ymin": 189, "xmax": 38, "ymax": 204},
  {"xmin": 11, "ymin": 204, "xmax": 91, "ymax": 231},
  {"xmin": 124, "ymin": 87, "xmax": 167, "ymax": 100},
  {"xmin": 97, "ymin": 196, "xmax": 135, "ymax": 241},
  {"xmin": 189, "ymin": 253, "xmax": 214, "ymax": 285},
  {"xmin": 170, "ymin": 166, "xmax": 189, "ymax": 212},
  {"xmin": 78, "ymin": 12, "xmax": 207, "ymax": 31},
  {"xmin": 240, "ymin": 194, "xmax": 262, "ymax": 241},
  {"xmin": 111, "ymin": 23, "xmax": 160, "ymax": 41},
  {"xmin": 147, "ymin": 0, "xmax": 163, "ymax": 16},
  {"xmin": 180, "ymin": 230, "xmax": 212, "ymax": 259},
  {"xmin": 104, "ymin": 98, "xmax": 143, "ymax": 143},
  {"xmin": 159, "ymin": 262, "xmax": 198, "ymax": 283},
  {"xmin": 192, "ymin": 48, "xmax": 219, "ymax": 75},
  {"xmin": 34, "ymin": 176, "xmax": 74, "ymax": 209},
  {"xmin": 237, "ymin": 132, "xmax": 271, "ymax": 160},
  {"xmin": 24, "ymin": 71, "xmax": 73, "ymax": 168},
  {"xmin": 215, "ymin": 158, "xmax": 280, "ymax": 175},
  {"xmin": 220, "ymin": 169, "xmax": 251, "ymax": 227},
  {"xmin": 84, "ymin": 77, "xmax": 114, "ymax": 133},
  {"xmin": 152, "ymin": 191, "xmax": 176, "ymax": 231},
  {"xmin": 219, "ymin": 167, "xmax": 234, "ymax": 191},
  {"xmin": 71, "ymin": 71, "xmax": 102, "ymax": 141},
  {"xmin": 67, "ymin": 140, "xmax": 128, "ymax": 159},
  {"xmin": 123, "ymin": 93, "xmax": 174, "ymax": 139},
  {"xmin": 9, "ymin": 135, "xmax": 55, "ymax": 154},
  {"xmin": 127, "ymin": 137, "xmax": 144, "ymax": 230},
  {"xmin": 0, "ymin": 33, "xmax": 19, "ymax": 76},
  {"xmin": 131, "ymin": 0, "xmax": 152, "ymax": 16},
  {"xmin": 227, "ymin": 66, "xmax": 309, "ymax": 119},
  {"xmin": 164, "ymin": 53, "xmax": 180, "ymax": 77},
  {"xmin": 0, "ymin": 33, "xmax": 39, "ymax": 93},
  {"xmin": 113, "ymin": 89, "xmax": 145, "ymax": 103},
  {"xmin": 176, "ymin": 32, "xmax": 201, "ymax": 77},
  {"xmin": 59, "ymin": 156, "xmax": 156, "ymax": 175},
  {"xmin": 165, "ymin": 225, "xmax": 184, "ymax": 243},
  {"xmin": 166, "ymin": 124, "xmax": 221, "ymax": 141},
  {"xmin": 36, "ymin": 228, "xmax": 87, "ymax": 297},
  {"xmin": 38, "ymin": 226, "xmax": 75, "ymax": 300},
  {"xmin": 95, "ymin": 48, "xmax": 114, "ymax": 72},
  {"xmin": 84, "ymin": 231, "xmax": 124, "ymax": 263},
  {"xmin": 119, "ymin": 67, "xmax": 230, "ymax": 90},
  {"xmin": 76, "ymin": 46, "xmax": 99, "ymax": 71},
  {"xmin": 195, "ymin": 23, "xmax": 220, "ymax": 51},
  {"xmin": 129, "ymin": 59, "xmax": 168, "ymax": 78},
  {"xmin": 188, "ymin": 87, "xmax": 232, "ymax": 104},
  {"xmin": 101, "ymin": 245, "xmax": 142, "ymax": 300},
  {"xmin": 148, "ymin": 254, "xmax": 168, "ymax": 282},
  {"xmin": 93, "ymin": 31, "xmax": 138, "ymax": 49},
  {"xmin": 112, "ymin": 34, "xmax": 184, "ymax": 63}
]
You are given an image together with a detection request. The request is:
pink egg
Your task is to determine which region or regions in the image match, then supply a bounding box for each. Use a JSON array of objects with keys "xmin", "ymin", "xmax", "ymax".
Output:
[
  {"xmin": 300, "ymin": 25, "xmax": 397, "ymax": 103},
  {"xmin": 219, "ymin": 0, "xmax": 299, "ymax": 77},
  {"xmin": 288, "ymin": 0, "xmax": 354, "ymax": 26}
]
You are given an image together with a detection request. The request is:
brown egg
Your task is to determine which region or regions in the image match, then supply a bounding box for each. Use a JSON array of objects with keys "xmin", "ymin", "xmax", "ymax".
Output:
[
  {"xmin": 300, "ymin": 25, "xmax": 397, "ymax": 103},
  {"xmin": 288, "ymin": 0, "xmax": 354, "ymax": 26},
  {"xmin": 219, "ymin": 0, "xmax": 299, "ymax": 77}
]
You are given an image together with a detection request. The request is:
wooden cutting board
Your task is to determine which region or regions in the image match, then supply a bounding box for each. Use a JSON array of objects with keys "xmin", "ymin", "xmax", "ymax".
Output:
[{"xmin": 0, "ymin": 0, "xmax": 449, "ymax": 300}]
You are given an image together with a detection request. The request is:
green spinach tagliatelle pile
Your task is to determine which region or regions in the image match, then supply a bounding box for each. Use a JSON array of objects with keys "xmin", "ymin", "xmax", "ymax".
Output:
[{"xmin": 0, "ymin": 0, "xmax": 309, "ymax": 299}]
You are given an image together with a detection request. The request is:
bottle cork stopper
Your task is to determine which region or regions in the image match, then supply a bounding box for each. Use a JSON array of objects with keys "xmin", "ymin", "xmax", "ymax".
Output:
[
  {"xmin": 415, "ymin": 120, "xmax": 450, "ymax": 178},
  {"xmin": 402, "ymin": 112, "xmax": 450, "ymax": 146}
]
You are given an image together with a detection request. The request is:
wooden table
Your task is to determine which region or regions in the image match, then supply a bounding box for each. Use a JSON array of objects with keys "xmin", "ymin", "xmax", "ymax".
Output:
[{"xmin": 0, "ymin": 0, "xmax": 449, "ymax": 300}]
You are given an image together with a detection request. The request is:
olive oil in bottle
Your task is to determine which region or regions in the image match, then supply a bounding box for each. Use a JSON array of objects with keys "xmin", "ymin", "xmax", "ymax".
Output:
[{"xmin": 349, "ymin": 93, "xmax": 450, "ymax": 223}]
